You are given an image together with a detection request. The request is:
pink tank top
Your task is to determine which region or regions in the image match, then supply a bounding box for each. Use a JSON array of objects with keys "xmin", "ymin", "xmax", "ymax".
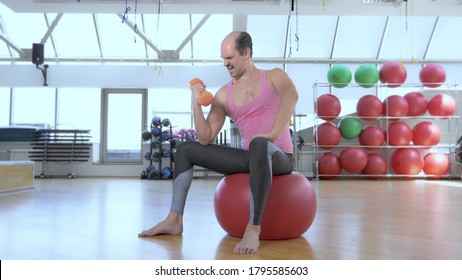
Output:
[{"xmin": 227, "ymin": 70, "xmax": 293, "ymax": 154}]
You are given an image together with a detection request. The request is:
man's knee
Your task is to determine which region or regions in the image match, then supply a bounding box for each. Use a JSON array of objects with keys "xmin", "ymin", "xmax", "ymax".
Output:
[
  {"xmin": 176, "ymin": 141, "xmax": 199, "ymax": 152},
  {"xmin": 249, "ymin": 137, "xmax": 270, "ymax": 151},
  {"xmin": 175, "ymin": 141, "xmax": 199, "ymax": 158}
]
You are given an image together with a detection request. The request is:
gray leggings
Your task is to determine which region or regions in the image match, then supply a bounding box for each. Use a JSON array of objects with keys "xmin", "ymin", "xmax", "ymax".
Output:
[{"xmin": 170, "ymin": 137, "xmax": 294, "ymax": 225}]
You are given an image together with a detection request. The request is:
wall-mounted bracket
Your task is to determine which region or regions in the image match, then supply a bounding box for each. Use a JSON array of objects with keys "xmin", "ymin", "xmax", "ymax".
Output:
[{"xmin": 36, "ymin": 64, "xmax": 48, "ymax": 86}]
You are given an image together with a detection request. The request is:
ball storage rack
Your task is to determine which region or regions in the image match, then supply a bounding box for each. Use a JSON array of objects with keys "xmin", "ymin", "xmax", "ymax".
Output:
[{"xmin": 312, "ymin": 82, "xmax": 460, "ymax": 180}]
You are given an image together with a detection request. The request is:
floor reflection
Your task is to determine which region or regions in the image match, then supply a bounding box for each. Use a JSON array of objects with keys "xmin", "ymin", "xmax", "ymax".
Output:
[{"xmin": 215, "ymin": 235, "xmax": 315, "ymax": 260}]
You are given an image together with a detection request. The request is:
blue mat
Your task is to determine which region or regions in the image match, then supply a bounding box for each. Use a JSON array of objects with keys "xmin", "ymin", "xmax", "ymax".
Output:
[{"xmin": 0, "ymin": 126, "xmax": 40, "ymax": 142}]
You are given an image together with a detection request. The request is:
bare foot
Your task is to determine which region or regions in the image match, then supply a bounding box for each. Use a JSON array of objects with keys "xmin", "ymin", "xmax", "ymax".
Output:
[
  {"xmin": 138, "ymin": 212, "xmax": 183, "ymax": 237},
  {"xmin": 233, "ymin": 224, "xmax": 261, "ymax": 254}
]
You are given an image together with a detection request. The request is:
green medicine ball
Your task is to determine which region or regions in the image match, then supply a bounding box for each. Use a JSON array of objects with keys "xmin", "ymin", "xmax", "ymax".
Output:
[
  {"xmin": 354, "ymin": 64, "xmax": 380, "ymax": 88},
  {"xmin": 338, "ymin": 117, "xmax": 362, "ymax": 140},
  {"xmin": 327, "ymin": 64, "xmax": 352, "ymax": 88}
]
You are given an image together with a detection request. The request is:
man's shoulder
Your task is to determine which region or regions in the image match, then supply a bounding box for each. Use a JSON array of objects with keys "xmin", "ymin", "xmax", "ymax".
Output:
[
  {"xmin": 214, "ymin": 84, "xmax": 229, "ymax": 103},
  {"xmin": 266, "ymin": 67, "xmax": 286, "ymax": 76},
  {"xmin": 217, "ymin": 83, "xmax": 228, "ymax": 94},
  {"xmin": 266, "ymin": 68, "xmax": 289, "ymax": 81}
]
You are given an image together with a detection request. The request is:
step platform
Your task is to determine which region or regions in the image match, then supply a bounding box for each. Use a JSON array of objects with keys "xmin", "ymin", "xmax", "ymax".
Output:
[{"xmin": 0, "ymin": 161, "xmax": 34, "ymax": 194}]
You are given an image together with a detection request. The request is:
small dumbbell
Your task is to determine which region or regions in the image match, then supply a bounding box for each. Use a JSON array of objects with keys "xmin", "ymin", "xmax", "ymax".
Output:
[{"xmin": 190, "ymin": 78, "xmax": 213, "ymax": 106}]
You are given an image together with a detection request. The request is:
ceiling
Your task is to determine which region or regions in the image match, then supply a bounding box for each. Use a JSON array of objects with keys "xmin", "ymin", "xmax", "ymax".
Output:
[
  {"xmin": 1, "ymin": 0, "xmax": 462, "ymax": 16},
  {"xmin": 0, "ymin": 0, "xmax": 461, "ymax": 65}
]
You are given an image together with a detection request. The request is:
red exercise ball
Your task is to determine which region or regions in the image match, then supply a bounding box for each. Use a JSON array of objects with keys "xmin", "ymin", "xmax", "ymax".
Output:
[
  {"xmin": 356, "ymin": 95, "xmax": 383, "ymax": 121},
  {"xmin": 339, "ymin": 147, "xmax": 368, "ymax": 173},
  {"xmin": 314, "ymin": 122, "xmax": 341, "ymax": 149},
  {"xmin": 362, "ymin": 153, "xmax": 387, "ymax": 179},
  {"xmin": 359, "ymin": 125, "xmax": 385, "ymax": 150},
  {"xmin": 427, "ymin": 94, "xmax": 456, "ymax": 118},
  {"xmin": 315, "ymin": 94, "xmax": 341, "ymax": 121},
  {"xmin": 423, "ymin": 153, "xmax": 450, "ymax": 178},
  {"xmin": 419, "ymin": 64, "xmax": 446, "ymax": 88},
  {"xmin": 214, "ymin": 172, "xmax": 317, "ymax": 240},
  {"xmin": 380, "ymin": 61, "xmax": 407, "ymax": 88},
  {"xmin": 404, "ymin": 92, "xmax": 428, "ymax": 116},
  {"xmin": 383, "ymin": 95, "xmax": 409, "ymax": 120},
  {"xmin": 318, "ymin": 152, "xmax": 342, "ymax": 179},
  {"xmin": 386, "ymin": 121, "xmax": 413, "ymax": 146},
  {"xmin": 391, "ymin": 148, "xmax": 423, "ymax": 175},
  {"xmin": 412, "ymin": 121, "xmax": 441, "ymax": 146}
]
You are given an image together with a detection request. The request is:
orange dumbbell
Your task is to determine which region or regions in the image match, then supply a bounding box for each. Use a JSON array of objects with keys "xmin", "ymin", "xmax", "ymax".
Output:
[{"xmin": 190, "ymin": 78, "xmax": 214, "ymax": 106}]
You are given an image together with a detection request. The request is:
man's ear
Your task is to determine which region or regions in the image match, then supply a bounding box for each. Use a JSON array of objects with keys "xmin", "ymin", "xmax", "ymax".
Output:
[{"xmin": 245, "ymin": 48, "xmax": 251, "ymax": 59}]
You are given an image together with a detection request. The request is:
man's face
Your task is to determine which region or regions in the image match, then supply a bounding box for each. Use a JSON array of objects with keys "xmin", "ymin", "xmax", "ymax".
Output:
[{"xmin": 221, "ymin": 41, "xmax": 246, "ymax": 78}]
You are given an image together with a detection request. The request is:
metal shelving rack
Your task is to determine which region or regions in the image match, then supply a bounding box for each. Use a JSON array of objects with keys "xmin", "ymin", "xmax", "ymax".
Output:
[
  {"xmin": 29, "ymin": 129, "xmax": 91, "ymax": 178},
  {"xmin": 312, "ymin": 82, "xmax": 461, "ymax": 180}
]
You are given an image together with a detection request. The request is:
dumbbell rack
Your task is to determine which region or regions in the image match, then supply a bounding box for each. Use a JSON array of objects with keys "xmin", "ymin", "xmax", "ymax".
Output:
[{"xmin": 141, "ymin": 117, "xmax": 175, "ymax": 180}]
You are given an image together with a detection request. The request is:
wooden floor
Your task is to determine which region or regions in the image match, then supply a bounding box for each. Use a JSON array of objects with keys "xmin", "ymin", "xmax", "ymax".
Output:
[{"xmin": 1, "ymin": 176, "xmax": 462, "ymax": 260}]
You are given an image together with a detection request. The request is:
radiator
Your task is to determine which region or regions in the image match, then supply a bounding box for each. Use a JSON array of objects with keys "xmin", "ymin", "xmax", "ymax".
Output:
[
  {"xmin": 9, "ymin": 149, "xmax": 33, "ymax": 161},
  {"xmin": 0, "ymin": 150, "xmax": 9, "ymax": 160}
]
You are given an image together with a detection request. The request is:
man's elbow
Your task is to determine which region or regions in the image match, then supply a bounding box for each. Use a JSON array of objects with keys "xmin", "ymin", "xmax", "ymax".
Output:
[{"xmin": 290, "ymin": 90, "xmax": 299, "ymax": 103}]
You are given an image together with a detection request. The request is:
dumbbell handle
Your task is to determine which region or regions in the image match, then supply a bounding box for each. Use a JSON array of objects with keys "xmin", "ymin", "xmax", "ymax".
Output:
[{"xmin": 190, "ymin": 78, "xmax": 213, "ymax": 106}]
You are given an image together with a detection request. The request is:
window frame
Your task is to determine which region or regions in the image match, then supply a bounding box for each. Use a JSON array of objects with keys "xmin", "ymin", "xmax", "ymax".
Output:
[{"xmin": 100, "ymin": 88, "xmax": 147, "ymax": 164}]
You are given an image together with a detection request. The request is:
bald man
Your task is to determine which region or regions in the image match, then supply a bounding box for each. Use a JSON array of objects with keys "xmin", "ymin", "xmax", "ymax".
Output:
[{"xmin": 139, "ymin": 31, "xmax": 299, "ymax": 254}]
